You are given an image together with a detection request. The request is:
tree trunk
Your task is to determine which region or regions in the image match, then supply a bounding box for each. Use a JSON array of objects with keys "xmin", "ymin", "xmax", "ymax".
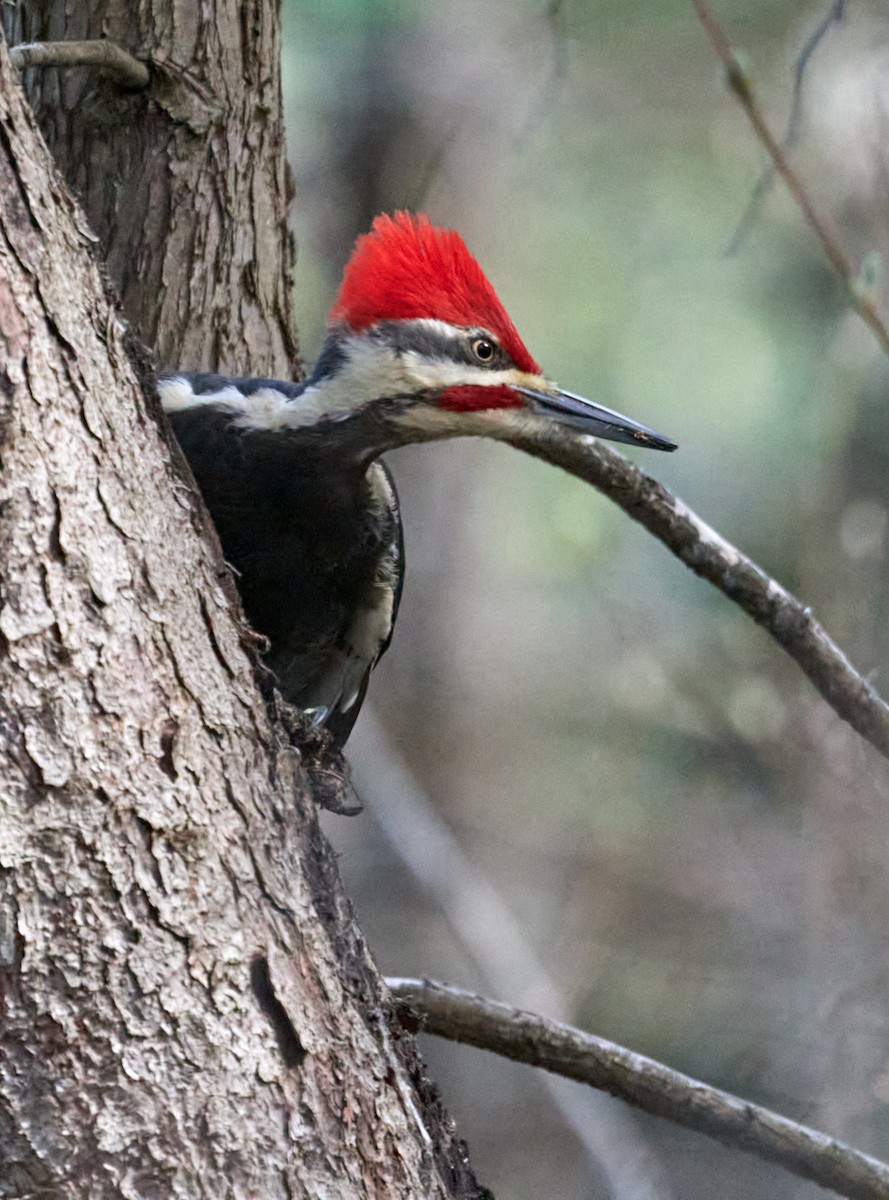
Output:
[
  {"xmin": 0, "ymin": 6, "xmax": 486, "ymax": 1196},
  {"xmin": 5, "ymin": 0, "xmax": 299, "ymax": 374}
]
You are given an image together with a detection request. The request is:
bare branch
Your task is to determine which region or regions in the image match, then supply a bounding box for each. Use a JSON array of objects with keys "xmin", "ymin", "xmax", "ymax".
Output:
[
  {"xmin": 727, "ymin": 0, "xmax": 846, "ymax": 255},
  {"xmin": 516, "ymin": 0, "xmax": 570, "ymax": 143},
  {"xmin": 498, "ymin": 420, "xmax": 889, "ymax": 760},
  {"xmin": 691, "ymin": 0, "xmax": 889, "ymax": 361},
  {"xmin": 784, "ymin": 0, "xmax": 846, "ymax": 145},
  {"xmin": 9, "ymin": 41, "xmax": 149, "ymax": 90},
  {"xmin": 389, "ymin": 977, "xmax": 889, "ymax": 1200},
  {"xmin": 353, "ymin": 709, "xmax": 673, "ymax": 1200}
]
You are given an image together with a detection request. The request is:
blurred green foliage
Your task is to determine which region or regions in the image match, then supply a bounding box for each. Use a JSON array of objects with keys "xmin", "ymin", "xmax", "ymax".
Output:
[{"xmin": 282, "ymin": 2, "xmax": 889, "ymax": 1197}]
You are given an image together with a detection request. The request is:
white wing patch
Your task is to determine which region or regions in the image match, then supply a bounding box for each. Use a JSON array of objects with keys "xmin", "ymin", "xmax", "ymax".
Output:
[
  {"xmin": 304, "ymin": 463, "xmax": 400, "ymax": 724},
  {"xmin": 301, "ymin": 588, "xmax": 396, "ymax": 724}
]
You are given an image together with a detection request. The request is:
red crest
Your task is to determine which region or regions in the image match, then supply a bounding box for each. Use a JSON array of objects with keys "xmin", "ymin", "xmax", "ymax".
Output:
[{"xmin": 329, "ymin": 212, "xmax": 540, "ymax": 375}]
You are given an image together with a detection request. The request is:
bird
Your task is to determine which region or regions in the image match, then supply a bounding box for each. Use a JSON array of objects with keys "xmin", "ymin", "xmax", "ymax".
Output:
[{"xmin": 160, "ymin": 211, "xmax": 676, "ymax": 746}]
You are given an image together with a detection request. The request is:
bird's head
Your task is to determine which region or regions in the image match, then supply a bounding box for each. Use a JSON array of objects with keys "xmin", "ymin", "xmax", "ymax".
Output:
[{"xmin": 303, "ymin": 212, "xmax": 676, "ymax": 455}]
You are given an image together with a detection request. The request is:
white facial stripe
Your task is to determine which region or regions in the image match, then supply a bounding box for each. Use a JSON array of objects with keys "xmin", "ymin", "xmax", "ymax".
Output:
[
  {"xmin": 407, "ymin": 317, "xmax": 489, "ymax": 343},
  {"xmin": 314, "ymin": 335, "xmax": 415, "ymax": 417},
  {"xmin": 389, "ymin": 405, "xmax": 546, "ymax": 442},
  {"xmin": 158, "ymin": 330, "xmax": 549, "ymax": 433},
  {"xmin": 401, "ymin": 354, "xmax": 543, "ymax": 394},
  {"xmin": 375, "ymin": 317, "xmax": 543, "ymax": 391},
  {"xmin": 333, "ymin": 325, "xmax": 548, "ymax": 414}
]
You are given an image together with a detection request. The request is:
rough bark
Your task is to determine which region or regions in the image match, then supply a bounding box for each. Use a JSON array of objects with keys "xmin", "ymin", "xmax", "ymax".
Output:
[
  {"xmin": 4, "ymin": 0, "xmax": 299, "ymax": 375},
  {"xmin": 0, "ymin": 8, "xmax": 485, "ymax": 1199}
]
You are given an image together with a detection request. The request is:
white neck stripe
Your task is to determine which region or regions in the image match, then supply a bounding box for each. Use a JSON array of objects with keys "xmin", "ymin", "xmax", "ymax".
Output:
[{"xmin": 159, "ymin": 334, "xmax": 549, "ymax": 432}]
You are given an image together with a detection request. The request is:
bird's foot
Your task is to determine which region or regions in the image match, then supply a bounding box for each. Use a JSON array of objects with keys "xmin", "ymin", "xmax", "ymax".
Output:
[{"xmin": 272, "ymin": 694, "xmax": 363, "ymax": 816}]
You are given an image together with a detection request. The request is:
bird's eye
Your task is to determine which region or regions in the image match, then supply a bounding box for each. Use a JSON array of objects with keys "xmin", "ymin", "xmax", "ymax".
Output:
[{"xmin": 471, "ymin": 337, "xmax": 495, "ymax": 364}]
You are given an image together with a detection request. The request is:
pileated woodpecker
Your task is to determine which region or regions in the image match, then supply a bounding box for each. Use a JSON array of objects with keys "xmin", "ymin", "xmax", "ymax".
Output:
[{"xmin": 161, "ymin": 212, "xmax": 676, "ymax": 744}]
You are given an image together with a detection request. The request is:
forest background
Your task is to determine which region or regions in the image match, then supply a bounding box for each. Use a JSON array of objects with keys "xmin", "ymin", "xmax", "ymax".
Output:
[{"xmin": 283, "ymin": 2, "xmax": 889, "ymax": 1197}]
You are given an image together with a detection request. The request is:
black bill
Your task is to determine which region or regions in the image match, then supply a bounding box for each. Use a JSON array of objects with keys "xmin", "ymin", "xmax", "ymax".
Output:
[{"xmin": 516, "ymin": 386, "xmax": 677, "ymax": 452}]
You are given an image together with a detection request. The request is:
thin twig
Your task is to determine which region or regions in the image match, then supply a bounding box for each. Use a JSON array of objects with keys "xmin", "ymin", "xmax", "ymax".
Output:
[
  {"xmin": 727, "ymin": 0, "xmax": 846, "ymax": 255},
  {"xmin": 516, "ymin": 0, "xmax": 570, "ymax": 143},
  {"xmin": 352, "ymin": 709, "xmax": 673, "ymax": 1200},
  {"xmin": 9, "ymin": 41, "xmax": 150, "ymax": 91},
  {"xmin": 389, "ymin": 978, "xmax": 889, "ymax": 1200},
  {"xmin": 691, "ymin": 0, "xmax": 889, "ymax": 361},
  {"xmin": 494, "ymin": 419, "xmax": 889, "ymax": 760},
  {"xmin": 784, "ymin": 0, "xmax": 846, "ymax": 146}
]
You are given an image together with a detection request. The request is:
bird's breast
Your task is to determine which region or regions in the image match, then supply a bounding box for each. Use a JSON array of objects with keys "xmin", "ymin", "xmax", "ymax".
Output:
[{"xmin": 168, "ymin": 402, "xmax": 401, "ymax": 707}]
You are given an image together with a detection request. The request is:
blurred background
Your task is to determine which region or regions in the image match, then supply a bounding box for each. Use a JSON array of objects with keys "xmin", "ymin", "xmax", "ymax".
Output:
[{"xmin": 281, "ymin": 2, "xmax": 889, "ymax": 1196}]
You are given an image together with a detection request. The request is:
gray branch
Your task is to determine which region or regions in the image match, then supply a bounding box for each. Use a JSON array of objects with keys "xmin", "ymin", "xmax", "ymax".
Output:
[
  {"xmin": 355, "ymin": 710, "xmax": 673, "ymax": 1200},
  {"xmin": 9, "ymin": 41, "xmax": 149, "ymax": 90},
  {"xmin": 389, "ymin": 977, "xmax": 889, "ymax": 1200},
  {"xmin": 497, "ymin": 419, "xmax": 889, "ymax": 760}
]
